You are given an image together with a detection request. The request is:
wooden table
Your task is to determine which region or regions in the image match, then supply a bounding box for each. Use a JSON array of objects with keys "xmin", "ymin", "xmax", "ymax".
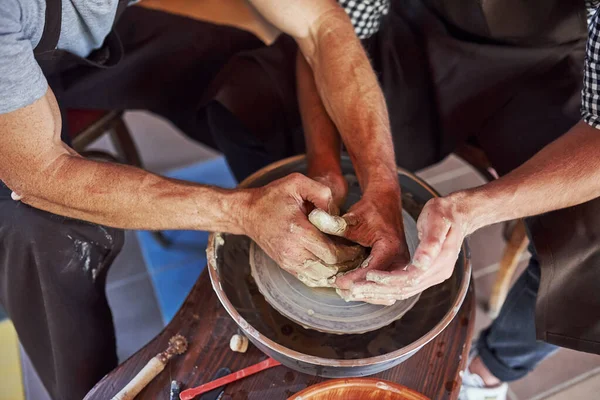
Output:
[{"xmin": 85, "ymin": 271, "xmax": 475, "ymax": 400}]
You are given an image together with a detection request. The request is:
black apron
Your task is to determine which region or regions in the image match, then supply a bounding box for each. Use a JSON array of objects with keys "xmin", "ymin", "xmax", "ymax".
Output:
[
  {"xmin": 425, "ymin": 0, "xmax": 600, "ymax": 354},
  {"xmin": 383, "ymin": 0, "xmax": 599, "ymax": 354},
  {"xmin": 33, "ymin": 0, "xmax": 130, "ymax": 143}
]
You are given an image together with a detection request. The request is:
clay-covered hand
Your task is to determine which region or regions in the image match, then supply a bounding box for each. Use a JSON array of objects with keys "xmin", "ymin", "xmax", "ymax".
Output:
[
  {"xmin": 309, "ymin": 171, "xmax": 348, "ymax": 212},
  {"xmin": 342, "ymin": 193, "xmax": 470, "ymax": 304},
  {"xmin": 324, "ymin": 186, "xmax": 411, "ymax": 305},
  {"xmin": 243, "ymin": 173, "xmax": 364, "ymax": 287}
]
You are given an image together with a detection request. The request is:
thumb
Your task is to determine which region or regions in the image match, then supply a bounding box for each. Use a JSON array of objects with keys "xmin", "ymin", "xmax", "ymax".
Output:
[
  {"xmin": 308, "ymin": 208, "xmax": 347, "ymax": 236},
  {"xmin": 294, "ymin": 175, "xmax": 336, "ymax": 214},
  {"xmin": 312, "ymin": 174, "xmax": 348, "ymax": 209}
]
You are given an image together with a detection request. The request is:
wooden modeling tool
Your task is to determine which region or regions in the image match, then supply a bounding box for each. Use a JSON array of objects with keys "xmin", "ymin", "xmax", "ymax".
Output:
[{"xmin": 111, "ymin": 334, "xmax": 188, "ymax": 400}]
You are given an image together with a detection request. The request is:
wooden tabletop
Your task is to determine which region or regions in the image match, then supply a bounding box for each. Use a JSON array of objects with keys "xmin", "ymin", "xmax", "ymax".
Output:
[{"xmin": 85, "ymin": 271, "xmax": 475, "ymax": 400}]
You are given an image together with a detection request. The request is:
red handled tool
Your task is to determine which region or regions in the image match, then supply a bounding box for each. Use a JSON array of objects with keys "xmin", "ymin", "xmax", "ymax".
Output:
[{"xmin": 179, "ymin": 358, "xmax": 282, "ymax": 400}]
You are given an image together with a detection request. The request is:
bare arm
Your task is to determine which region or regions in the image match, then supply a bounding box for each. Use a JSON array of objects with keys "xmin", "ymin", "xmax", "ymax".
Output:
[
  {"xmin": 0, "ymin": 89, "xmax": 248, "ymax": 232},
  {"xmin": 1, "ymin": 89, "xmax": 364, "ymax": 284},
  {"xmin": 464, "ymin": 121, "xmax": 600, "ymax": 228},
  {"xmin": 354, "ymin": 121, "xmax": 600, "ymax": 303},
  {"xmin": 250, "ymin": 0, "xmax": 397, "ymax": 189},
  {"xmin": 251, "ymin": 0, "xmax": 407, "ymax": 290},
  {"xmin": 296, "ymin": 50, "xmax": 346, "ymax": 206}
]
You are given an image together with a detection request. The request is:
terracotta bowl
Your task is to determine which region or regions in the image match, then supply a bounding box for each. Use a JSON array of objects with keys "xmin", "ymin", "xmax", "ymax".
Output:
[
  {"xmin": 287, "ymin": 378, "xmax": 430, "ymax": 400},
  {"xmin": 208, "ymin": 155, "xmax": 471, "ymax": 377}
]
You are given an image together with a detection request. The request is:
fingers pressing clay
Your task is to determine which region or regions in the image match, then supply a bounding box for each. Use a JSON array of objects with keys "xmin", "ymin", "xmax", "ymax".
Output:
[
  {"xmin": 295, "ymin": 216, "xmax": 366, "ymax": 266},
  {"xmin": 309, "ymin": 208, "xmax": 348, "ymax": 236},
  {"xmin": 332, "ymin": 246, "xmax": 367, "ymax": 272},
  {"xmin": 333, "ymin": 240, "xmax": 399, "ymax": 290},
  {"xmin": 297, "ymin": 245, "xmax": 369, "ymax": 288},
  {"xmin": 413, "ymin": 208, "xmax": 452, "ymax": 270},
  {"xmin": 297, "ymin": 259, "xmax": 340, "ymax": 287},
  {"xmin": 366, "ymin": 270, "xmax": 414, "ymax": 286},
  {"xmin": 337, "ymin": 287, "xmax": 398, "ymax": 305}
]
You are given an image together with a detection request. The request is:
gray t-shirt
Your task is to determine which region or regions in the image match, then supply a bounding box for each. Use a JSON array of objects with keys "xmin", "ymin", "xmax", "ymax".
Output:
[{"xmin": 0, "ymin": 0, "xmax": 119, "ymax": 114}]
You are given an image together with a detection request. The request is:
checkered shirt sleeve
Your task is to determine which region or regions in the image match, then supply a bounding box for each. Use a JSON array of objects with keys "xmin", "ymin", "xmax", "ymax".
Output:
[
  {"xmin": 582, "ymin": 1, "xmax": 600, "ymax": 128},
  {"xmin": 337, "ymin": 0, "xmax": 390, "ymax": 39}
]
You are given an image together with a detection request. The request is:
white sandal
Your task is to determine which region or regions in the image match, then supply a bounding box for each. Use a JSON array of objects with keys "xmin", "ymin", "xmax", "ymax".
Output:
[{"xmin": 459, "ymin": 353, "xmax": 508, "ymax": 400}]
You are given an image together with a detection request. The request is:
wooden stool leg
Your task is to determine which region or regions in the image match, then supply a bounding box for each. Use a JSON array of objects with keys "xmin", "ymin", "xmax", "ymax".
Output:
[
  {"xmin": 488, "ymin": 220, "xmax": 530, "ymax": 319},
  {"xmin": 109, "ymin": 116, "xmax": 143, "ymax": 167}
]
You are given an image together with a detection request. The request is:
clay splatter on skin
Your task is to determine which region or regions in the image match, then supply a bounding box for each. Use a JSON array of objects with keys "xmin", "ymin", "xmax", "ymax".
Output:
[
  {"xmin": 360, "ymin": 255, "xmax": 373, "ymax": 269},
  {"xmin": 366, "ymin": 273, "xmax": 395, "ymax": 285},
  {"xmin": 289, "ymin": 222, "xmax": 302, "ymax": 234}
]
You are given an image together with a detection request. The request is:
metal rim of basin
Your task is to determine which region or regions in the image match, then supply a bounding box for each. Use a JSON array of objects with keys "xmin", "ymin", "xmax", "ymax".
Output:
[{"xmin": 208, "ymin": 154, "xmax": 472, "ymax": 369}]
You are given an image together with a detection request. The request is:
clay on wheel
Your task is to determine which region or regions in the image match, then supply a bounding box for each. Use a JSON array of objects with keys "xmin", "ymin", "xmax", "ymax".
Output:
[{"xmin": 248, "ymin": 209, "xmax": 421, "ymax": 334}]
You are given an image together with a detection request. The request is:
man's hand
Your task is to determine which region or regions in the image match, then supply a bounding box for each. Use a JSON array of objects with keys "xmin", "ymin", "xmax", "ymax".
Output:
[
  {"xmin": 243, "ymin": 172, "xmax": 363, "ymax": 287},
  {"xmin": 337, "ymin": 193, "xmax": 470, "ymax": 304},
  {"xmin": 307, "ymin": 165, "xmax": 347, "ymax": 211},
  {"xmin": 325, "ymin": 185, "xmax": 409, "ymax": 304},
  {"xmin": 304, "ymin": 179, "xmax": 412, "ymax": 305}
]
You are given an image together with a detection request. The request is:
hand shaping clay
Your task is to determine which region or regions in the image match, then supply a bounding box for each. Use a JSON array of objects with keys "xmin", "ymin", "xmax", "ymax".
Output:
[
  {"xmin": 308, "ymin": 209, "xmax": 348, "ymax": 236},
  {"xmin": 297, "ymin": 245, "xmax": 366, "ymax": 288},
  {"xmin": 299, "ymin": 208, "xmax": 367, "ymax": 287},
  {"xmin": 249, "ymin": 209, "xmax": 421, "ymax": 334}
]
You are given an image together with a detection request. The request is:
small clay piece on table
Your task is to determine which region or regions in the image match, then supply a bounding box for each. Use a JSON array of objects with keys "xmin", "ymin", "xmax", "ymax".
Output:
[
  {"xmin": 249, "ymin": 209, "xmax": 421, "ymax": 335},
  {"xmin": 230, "ymin": 334, "xmax": 249, "ymax": 353}
]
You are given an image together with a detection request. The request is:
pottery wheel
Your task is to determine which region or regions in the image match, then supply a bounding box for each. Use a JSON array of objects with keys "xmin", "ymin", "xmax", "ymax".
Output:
[{"xmin": 249, "ymin": 209, "xmax": 421, "ymax": 335}]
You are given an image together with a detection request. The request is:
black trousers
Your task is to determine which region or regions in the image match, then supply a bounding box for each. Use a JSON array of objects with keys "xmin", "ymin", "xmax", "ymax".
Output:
[{"xmin": 0, "ymin": 7, "xmax": 263, "ymax": 400}]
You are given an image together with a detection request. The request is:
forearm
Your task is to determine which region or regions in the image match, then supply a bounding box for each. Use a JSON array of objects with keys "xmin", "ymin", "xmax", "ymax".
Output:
[
  {"xmin": 299, "ymin": 10, "xmax": 397, "ymax": 191},
  {"xmin": 296, "ymin": 49, "xmax": 341, "ymax": 177},
  {"xmin": 246, "ymin": 0, "xmax": 396, "ymax": 189},
  {"xmin": 11, "ymin": 155, "xmax": 250, "ymax": 232},
  {"xmin": 460, "ymin": 121, "xmax": 600, "ymax": 232}
]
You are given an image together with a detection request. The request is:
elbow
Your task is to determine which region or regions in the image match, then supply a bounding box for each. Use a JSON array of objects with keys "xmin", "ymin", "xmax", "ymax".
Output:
[
  {"xmin": 1, "ymin": 153, "xmax": 72, "ymax": 202},
  {"xmin": 2, "ymin": 172, "xmax": 43, "ymax": 203}
]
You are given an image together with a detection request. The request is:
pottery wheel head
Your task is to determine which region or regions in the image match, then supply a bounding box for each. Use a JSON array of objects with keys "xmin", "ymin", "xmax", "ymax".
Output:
[{"xmin": 249, "ymin": 209, "xmax": 421, "ymax": 335}]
